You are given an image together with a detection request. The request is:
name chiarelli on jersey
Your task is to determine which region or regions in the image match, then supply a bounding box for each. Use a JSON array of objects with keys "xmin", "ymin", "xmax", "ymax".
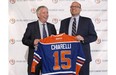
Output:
[{"xmin": 31, "ymin": 33, "xmax": 85, "ymax": 75}]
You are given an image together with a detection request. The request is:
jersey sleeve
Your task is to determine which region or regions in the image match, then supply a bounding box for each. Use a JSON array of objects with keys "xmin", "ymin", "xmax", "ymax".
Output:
[
  {"xmin": 76, "ymin": 43, "xmax": 86, "ymax": 75},
  {"xmin": 31, "ymin": 43, "xmax": 42, "ymax": 73}
]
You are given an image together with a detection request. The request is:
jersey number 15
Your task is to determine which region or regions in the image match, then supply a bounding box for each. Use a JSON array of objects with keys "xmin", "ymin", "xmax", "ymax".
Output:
[{"xmin": 53, "ymin": 50, "xmax": 71, "ymax": 70}]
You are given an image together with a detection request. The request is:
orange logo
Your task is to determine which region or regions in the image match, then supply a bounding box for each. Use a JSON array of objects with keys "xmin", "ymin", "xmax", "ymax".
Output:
[
  {"xmin": 96, "ymin": 38, "xmax": 101, "ymax": 44},
  {"xmin": 9, "ymin": 18, "xmax": 15, "ymax": 24},
  {"xmin": 52, "ymin": 18, "xmax": 58, "ymax": 24},
  {"xmin": 95, "ymin": 0, "xmax": 101, "ymax": 4},
  {"xmin": 95, "ymin": 58, "xmax": 101, "ymax": 64},
  {"xmin": 31, "ymin": 8, "xmax": 36, "ymax": 14},
  {"xmin": 52, "ymin": 0, "xmax": 58, "ymax": 4},
  {"xmin": 95, "ymin": 17, "xmax": 101, "ymax": 24},
  {"xmin": 9, "ymin": 38, "xmax": 15, "ymax": 44},
  {"xmin": 9, "ymin": 59, "xmax": 15, "ymax": 65},
  {"xmin": 9, "ymin": 0, "xmax": 16, "ymax": 4}
]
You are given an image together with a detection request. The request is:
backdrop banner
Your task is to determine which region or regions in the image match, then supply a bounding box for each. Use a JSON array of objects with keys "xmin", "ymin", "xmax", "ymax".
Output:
[{"xmin": 9, "ymin": 0, "xmax": 107, "ymax": 75}]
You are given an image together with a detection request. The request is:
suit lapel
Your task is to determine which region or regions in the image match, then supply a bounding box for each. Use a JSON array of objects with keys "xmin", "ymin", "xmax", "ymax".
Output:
[
  {"xmin": 35, "ymin": 21, "xmax": 41, "ymax": 38},
  {"xmin": 47, "ymin": 23, "xmax": 51, "ymax": 36},
  {"xmin": 66, "ymin": 18, "xmax": 71, "ymax": 34},
  {"xmin": 77, "ymin": 16, "xmax": 82, "ymax": 34}
]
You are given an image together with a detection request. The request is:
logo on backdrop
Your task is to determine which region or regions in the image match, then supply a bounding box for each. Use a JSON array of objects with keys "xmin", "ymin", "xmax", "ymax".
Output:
[
  {"xmin": 31, "ymin": 8, "xmax": 36, "ymax": 14},
  {"xmin": 37, "ymin": 0, "xmax": 42, "ymax": 1},
  {"xmin": 95, "ymin": 0, "xmax": 101, "ymax": 4},
  {"xmin": 9, "ymin": 18, "xmax": 16, "ymax": 24},
  {"xmin": 95, "ymin": 17, "xmax": 101, "ymax": 24},
  {"xmin": 9, "ymin": 0, "xmax": 16, "ymax": 4},
  {"xmin": 96, "ymin": 38, "xmax": 101, "ymax": 44},
  {"xmin": 95, "ymin": 58, "xmax": 101, "ymax": 64},
  {"xmin": 52, "ymin": 18, "xmax": 58, "ymax": 24},
  {"xmin": 52, "ymin": 0, "xmax": 58, "ymax": 4},
  {"xmin": 9, "ymin": 59, "xmax": 15, "ymax": 65},
  {"xmin": 9, "ymin": 38, "xmax": 15, "ymax": 44}
]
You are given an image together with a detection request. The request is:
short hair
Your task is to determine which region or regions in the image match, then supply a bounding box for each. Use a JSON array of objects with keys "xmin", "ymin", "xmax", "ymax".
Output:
[{"xmin": 36, "ymin": 6, "xmax": 48, "ymax": 14}]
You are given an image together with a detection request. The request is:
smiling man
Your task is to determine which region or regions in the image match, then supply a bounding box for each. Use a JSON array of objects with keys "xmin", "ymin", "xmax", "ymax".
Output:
[
  {"xmin": 22, "ymin": 6, "xmax": 57, "ymax": 75},
  {"xmin": 59, "ymin": 1, "xmax": 97, "ymax": 75}
]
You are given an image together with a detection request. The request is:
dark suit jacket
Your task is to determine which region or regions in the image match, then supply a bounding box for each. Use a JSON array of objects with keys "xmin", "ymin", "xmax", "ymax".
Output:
[
  {"xmin": 59, "ymin": 16, "xmax": 97, "ymax": 62},
  {"xmin": 22, "ymin": 21, "xmax": 57, "ymax": 65}
]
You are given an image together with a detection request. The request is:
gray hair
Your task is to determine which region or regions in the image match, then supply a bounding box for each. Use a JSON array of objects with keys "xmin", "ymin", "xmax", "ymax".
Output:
[{"xmin": 36, "ymin": 6, "xmax": 48, "ymax": 14}]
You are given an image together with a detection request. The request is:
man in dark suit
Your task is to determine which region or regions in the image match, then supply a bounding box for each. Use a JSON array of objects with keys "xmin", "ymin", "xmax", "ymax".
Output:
[
  {"xmin": 59, "ymin": 1, "xmax": 97, "ymax": 75},
  {"xmin": 22, "ymin": 6, "xmax": 57, "ymax": 75}
]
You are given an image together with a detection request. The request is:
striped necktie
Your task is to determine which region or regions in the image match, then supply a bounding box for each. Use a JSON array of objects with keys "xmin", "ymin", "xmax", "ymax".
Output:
[
  {"xmin": 43, "ymin": 24, "xmax": 47, "ymax": 38},
  {"xmin": 72, "ymin": 18, "xmax": 76, "ymax": 36}
]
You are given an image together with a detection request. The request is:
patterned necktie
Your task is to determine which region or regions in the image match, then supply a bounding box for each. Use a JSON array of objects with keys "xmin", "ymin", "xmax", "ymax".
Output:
[
  {"xmin": 43, "ymin": 24, "xmax": 47, "ymax": 38},
  {"xmin": 72, "ymin": 18, "xmax": 76, "ymax": 36}
]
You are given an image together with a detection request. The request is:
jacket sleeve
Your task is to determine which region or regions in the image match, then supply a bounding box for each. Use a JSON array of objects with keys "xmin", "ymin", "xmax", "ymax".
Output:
[
  {"xmin": 82, "ymin": 18, "xmax": 97, "ymax": 44},
  {"xmin": 59, "ymin": 20, "xmax": 65, "ymax": 34},
  {"xmin": 51, "ymin": 24, "xmax": 57, "ymax": 35},
  {"xmin": 22, "ymin": 23, "xmax": 34, "ymax": 47}
]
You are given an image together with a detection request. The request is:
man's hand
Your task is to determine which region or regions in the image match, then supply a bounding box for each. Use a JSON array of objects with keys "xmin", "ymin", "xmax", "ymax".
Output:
[
  {"xmin": 34, "ymin": 39, "xmax": 40, "ymax": 45},
  {"xmin": 76, "ymin": 35, "xmax": 84, "ymax": 41}
]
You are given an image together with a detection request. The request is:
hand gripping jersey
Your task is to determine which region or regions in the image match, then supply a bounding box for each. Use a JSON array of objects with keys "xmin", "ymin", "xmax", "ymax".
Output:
[{"xmin": 31, "ymin": 33, "xmax": 85, "ymax": 75}]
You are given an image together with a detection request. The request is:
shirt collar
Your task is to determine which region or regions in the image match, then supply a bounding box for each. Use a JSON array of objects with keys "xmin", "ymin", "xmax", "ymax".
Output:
[
  {"xmin": 72, "ymin": 15, "xmax": 80, "ymax": 20},
  {"xmin": 38, "ymin": 19, "xmax": 47, "ymax": 26}
]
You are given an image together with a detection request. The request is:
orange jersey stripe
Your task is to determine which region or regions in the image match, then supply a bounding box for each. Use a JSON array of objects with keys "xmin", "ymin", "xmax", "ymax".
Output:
[
  {"xmin": 40, "ymin": 33, "xmax": 80, "ymax": 44},
  {"xmin": 77, "ymin": 60, "xmax": 84, "ymax": 64}
]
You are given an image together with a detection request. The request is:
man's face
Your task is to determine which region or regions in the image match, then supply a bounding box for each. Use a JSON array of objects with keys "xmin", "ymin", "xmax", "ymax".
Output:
[
  {"xmin": 37, "ymin": 8, "xmax": 49, "ymax": 23},
  {"xmin": 70, "ymin": 2, "xmax": 81, "ymax": 16}
]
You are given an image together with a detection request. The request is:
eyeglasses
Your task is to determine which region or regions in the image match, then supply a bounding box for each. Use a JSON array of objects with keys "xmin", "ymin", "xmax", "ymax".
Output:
[{"xmin": 70, "ymin": 6, "xmax": 81, "ymax": 9}]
